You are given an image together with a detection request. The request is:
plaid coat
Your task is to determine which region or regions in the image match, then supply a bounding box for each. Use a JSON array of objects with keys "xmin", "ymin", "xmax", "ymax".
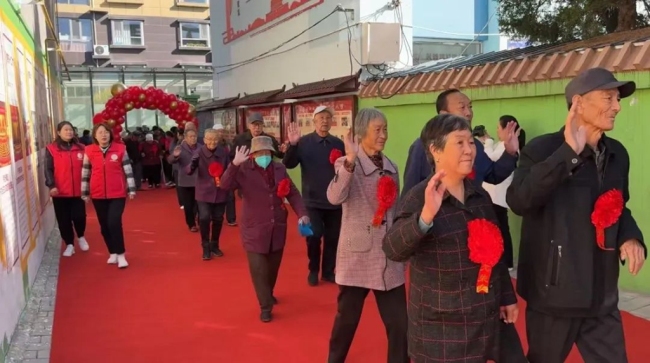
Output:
[
  {"xmin": 383, "ymin": 178, "xmax": 517, "ymax": 363},
  {"xmin": 327, "ymin": 149, "xmax": 405, "ymax": 291}
]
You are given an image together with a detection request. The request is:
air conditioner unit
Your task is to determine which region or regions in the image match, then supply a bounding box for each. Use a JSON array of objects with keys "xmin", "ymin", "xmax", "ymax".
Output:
[
  {"xmin": 93, "ymin": 45, "xmax": 110, "ymax": 58},
  {"xmin": 359, "ymin": 22, "xmax": 401, "ymax": 65}
]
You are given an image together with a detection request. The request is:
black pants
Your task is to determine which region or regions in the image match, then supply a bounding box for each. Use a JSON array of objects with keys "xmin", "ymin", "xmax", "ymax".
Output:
[
  {"xmin": 246, "ymin": 249, "xmax": 283, "ymax": 312},
  {"xmin": 143, "ymin": 164, "xmax": 161, "ymax": 185},
  {"xmin": 52, "ymin": 197, "xmax": 86, "ymax": 246},
  {"xmin": 526, "ymin": 307, "xmax": 627, "ymax": 363},
  {"xmin": 494, "ymin": 205, "xmax": 514, "ymax": 268},
  {"xmin": 306, "ymin": 208, "xmax": 342, "ymax": 276},
  {"xmin": 197, "ymin": 202, "xmax": 225, "ymax": 245},
  {"xmin": 92, "ymin": 198, "xmax": 126, "ymax": 254},
  {"xmin": 499, "ymin": 321, "xmax": 527, "ymax": 362},
  {"xmin": 162, "ymin": 157, "xmax": 173, "ymax": 183},
  {"xmin": 174, "ymin": 170, "xmax": 182, "ymax": 206},
  {"xmin": 177, "ymin": 187, "xmax": 197, "ymax": 228},
  {"xmin": 132, "ymin": 162, "xmax": 142, "ymax": 190},
  {"xmin": 226, "ymin": 191, "xmax": 236, "ymax": 224},
  {"xmin": 328, "ymin": 284, "xmax": 409, "ymax": 363}
]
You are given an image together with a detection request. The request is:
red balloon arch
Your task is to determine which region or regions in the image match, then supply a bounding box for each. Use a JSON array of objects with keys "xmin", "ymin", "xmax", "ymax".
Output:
[{"xmin": 92, "ymin": 83, "xmax": 199, "ymax": 140}]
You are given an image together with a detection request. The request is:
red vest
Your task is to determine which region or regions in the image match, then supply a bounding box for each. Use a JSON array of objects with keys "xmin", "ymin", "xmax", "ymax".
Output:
[
  {"xmin": 85, "ymin": 143, "xmax": 128, "ymax": 199},
  {"xmin": 46, "ymin": 142, "xmax": 85, "ymax": 197}
]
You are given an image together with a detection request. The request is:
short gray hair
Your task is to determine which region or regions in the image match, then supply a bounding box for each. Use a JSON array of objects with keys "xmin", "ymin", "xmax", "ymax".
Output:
[
  {"xmin": 420, "ymin": 114, "xmax": 471, "ymax": 163},
  {"xmin": 354, "ymin": 108, "xmax": 387, "ymax": 138},
  {"xmin": 204, "ymin": 128, "xmax": 218, "ymax": 137}
]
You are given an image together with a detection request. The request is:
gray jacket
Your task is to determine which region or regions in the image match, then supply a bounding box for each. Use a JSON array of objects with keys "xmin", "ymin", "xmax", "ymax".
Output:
[{"xmin": 168, "ymin": 141, "xmax": 198, "ymax": 187}]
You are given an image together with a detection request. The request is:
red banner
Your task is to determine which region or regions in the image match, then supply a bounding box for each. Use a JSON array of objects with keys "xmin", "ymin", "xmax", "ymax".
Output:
[
  {"xmin": 247, "ymin": 106, "xmax": 281, "ymax": 143},
  {"xmin": 294, "ymin": 97, "xmax": 354, "ymax": 140}
]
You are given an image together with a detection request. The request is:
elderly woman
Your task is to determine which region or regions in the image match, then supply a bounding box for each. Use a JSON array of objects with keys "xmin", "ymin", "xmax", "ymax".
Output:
[
  {"xmin": 169, "ymin": 128, "xmax": 199, "ymax": 232},
  {"xmin": 187, "ymin": 128, "xmax": 230, "ymax": 260},
  {"xmin": 382, "ymin": 114, "xmax": 519, "ymax": 363},
  {"xmin": 81, "ymin": 123, "xmax": 136, "ymax": 269},
  {"xmin": 326, "ymin": 108, "xmax": 408, "ymax": 363},
  {"xmin": 221, "ymin": 136, "xmax": 308, "ymax": 323}
]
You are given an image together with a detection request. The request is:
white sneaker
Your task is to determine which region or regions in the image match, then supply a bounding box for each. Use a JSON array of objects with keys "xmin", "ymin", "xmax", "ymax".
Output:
[
  {"xmin": 117, "ymin": 254, "xmax": 129, "ymax": 269},
  {"xmin": 78, "ymin": 237, "xmax": 90, "ymax": 251},
  {"xmin": 107, "ymin": 254, "xmax": 118, "ymax": 264},
  {"xmin": 62, "ymin": 245, "xmax": 75, "ymax": 257}
]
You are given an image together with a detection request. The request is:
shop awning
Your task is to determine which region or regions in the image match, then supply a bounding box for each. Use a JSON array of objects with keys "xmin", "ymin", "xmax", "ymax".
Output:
[
  {"xmin": 196, "ymin": 95, "xmax": 240, "ymax": 111},
  {"xmin": 231, "ymin": 86, "xmax": 286, "ymax": 106},
  {"xmin": 277, "ymin": 71, "xmax": 361, "ymax": 100}
]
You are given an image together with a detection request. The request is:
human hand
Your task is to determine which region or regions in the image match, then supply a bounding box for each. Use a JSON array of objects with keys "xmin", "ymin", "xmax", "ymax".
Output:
[
  {"xmin": 232, "ymin": 146, "xmax": 250, "ymax": 166},
  {"xmin": 299, "ymin": 216, "xmax": 310, "ymax": 225},
  {"xmin": 279, "ymin": 141, "xmax": 289, "ymax": 153},
  {"xmin": 287, "ymin": 122, "xmax": 301, "ymax": 145},
  {"xmin": 420, "ymin": 170, "xmax": 446, "ymax": 224},
  {"xmin": 502, "ymin": 121, "xmax": 520, "ymax": 155},
  {"xmin": 172, "ymin": 146, "xmax": 182, "ymax": 157},
  {"xmin": 564, "ymin": 98, "xmax": 587, "ymax": 154},
  {"xmin": 129, "ymin": 193, "xmax": 136, "ymax": 200},
  {"xmin": 81, "ymin": 196, "xmax": 89, "ymax": 203},
  {"xmin": 343, "ymin": 128, "xmax": 358, "ymax": 163},
  {"xmin": 500, "ymin": 304, "xmax": 518, "ymax": 324},
  {"xmin": 620, "ymin": 239, "xmax": 645, "ymax": 275},
  {"xmin": 49, "ymin": 188, "xmax": 58, "ymax": 197}
]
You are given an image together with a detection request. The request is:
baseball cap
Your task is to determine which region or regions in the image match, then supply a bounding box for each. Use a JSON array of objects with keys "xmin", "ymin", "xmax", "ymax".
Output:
[
  {"xmin": 213, "ymin": 123, "xmax": 224, "ymax": 131},
  {"xmin": 247, "ymin": 112, "xmax": 264, "ymax": 124},
  {"xmin": 313, "ymin": 105, "xmax": 334, "ymax": 118},
  {"xmin": 564, "ymin": 68, "xmax": 636, "ymax": 107}
]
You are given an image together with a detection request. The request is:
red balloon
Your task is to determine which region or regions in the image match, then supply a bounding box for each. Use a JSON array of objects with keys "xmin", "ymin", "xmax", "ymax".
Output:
[
  {"xmin": 114, "ymin": 124, "xmax": 123, "ymax": 133},
  {"xmin": 92, "ymin": 114, "xmax": 105, "ymax": 124},
  {"xmin": 117, "ymin": 117, "xmax": 125, "ymax": 125}
]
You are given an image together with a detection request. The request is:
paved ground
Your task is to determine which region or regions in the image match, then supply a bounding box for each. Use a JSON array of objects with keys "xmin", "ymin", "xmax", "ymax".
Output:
[{"xmin": 5, "ymin": 227, "xmax": 650, "ymax": 362}]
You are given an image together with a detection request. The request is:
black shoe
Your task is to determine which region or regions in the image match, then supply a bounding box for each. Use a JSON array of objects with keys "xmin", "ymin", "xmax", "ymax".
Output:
[
  {"xmin": 260, "ymin": 311, "xmax": 272, "ymax": 323},
  {"xmin": 202, "ymin": 243, "xmax": 211, "ymax": 260},
  {"xmin": 210, "ymin": 243, "xmax": 224, "ymax": 257},
  {"xmin": 321, "ymin": 274, "xmax": 336, "ymax": 283},
  {"xmin": 272, "ymin": 296, "xmax": 278, "ymax": 305},
  {"xmin": 308, "ymin": 272, "xmax": 319, "ymax": 286}
]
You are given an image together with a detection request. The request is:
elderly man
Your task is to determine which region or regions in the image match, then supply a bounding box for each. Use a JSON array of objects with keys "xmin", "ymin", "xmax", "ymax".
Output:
[
  {"xmin": 402, "ymin": 89, "xmax": 519, "ymax": 195},
  {"xmin": 230, "ymin": 112, "xmax": 284, "ymax": 160},
  {"xmin": 283, "ymin": 105, "xmax": 345, "ymax": 286},
  {"xmin": 507, "ymin": 68, "xmax": 646, "ymax": 363},
  {"xmin": 214, "ymin": 123, "xmax": 237, "ymax": 226},
  {"xmin": 187, "ymin": 128, "xmax": 230, "ymax": 260}
]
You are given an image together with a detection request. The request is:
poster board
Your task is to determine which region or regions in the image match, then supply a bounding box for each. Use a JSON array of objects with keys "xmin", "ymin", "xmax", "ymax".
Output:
[{"xmin": 293, "ymin": 96, "xmax": 354, "ymax": 141}]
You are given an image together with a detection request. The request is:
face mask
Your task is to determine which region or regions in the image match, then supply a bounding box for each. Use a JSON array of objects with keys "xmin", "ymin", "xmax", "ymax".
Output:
[{"xmin": 254, "ymin": 155, "xmax": 272, "ymax": 169}]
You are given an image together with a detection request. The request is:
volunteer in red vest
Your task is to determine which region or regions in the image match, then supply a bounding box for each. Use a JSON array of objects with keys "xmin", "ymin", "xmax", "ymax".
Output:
[
  {"xmin": 45, "ymin": 121, "xmax": 89, "ymax": 257},
  {"xmin": 81, "ymin": 123, "xmax": 137, "ymax": 269}
]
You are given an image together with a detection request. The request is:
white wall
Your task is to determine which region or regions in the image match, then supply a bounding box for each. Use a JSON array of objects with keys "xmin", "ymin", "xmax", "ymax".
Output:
[{"xmin": 210, "ymin": 0, "xmax": 413, "ymax": 98}]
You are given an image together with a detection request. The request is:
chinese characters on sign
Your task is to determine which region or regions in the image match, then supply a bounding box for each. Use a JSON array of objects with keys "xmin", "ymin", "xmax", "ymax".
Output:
[{"xmin": 293, "ymin": 97, "xmax": 354, "ymax": 140}]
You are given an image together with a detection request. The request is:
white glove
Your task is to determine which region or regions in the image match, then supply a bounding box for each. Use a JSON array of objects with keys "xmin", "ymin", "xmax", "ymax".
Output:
[{"xmin": 232, "ymin": 146, "xmax": 250, "ymax": 166}]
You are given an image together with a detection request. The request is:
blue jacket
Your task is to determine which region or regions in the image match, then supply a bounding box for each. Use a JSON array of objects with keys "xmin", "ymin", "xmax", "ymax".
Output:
[{"xmin": 402, "ymin": 137, "xmax": 518, "ymax": 196}]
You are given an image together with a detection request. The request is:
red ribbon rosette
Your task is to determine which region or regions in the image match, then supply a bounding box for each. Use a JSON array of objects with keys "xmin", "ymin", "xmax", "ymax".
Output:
[
  {"xmin": 467, "ymin": 219, "xmax": 504, "ymax": 294},
  {"xmin": 591, "ymin": 189, "xmax": 624, "ymax": 250},
  {"xmin": 467, "ymin": 168, "xmax": 476, "ymax": 180},
  {"xmin": 277, "ymin": 178, "xmax": 291, "ymax": 199},
  {"xmin": 208, "ymin": 162, "xmax": 224, "ymax": 187},
  {"xmin": 371, "ymin": 175, "xmax": 397, "ymax": 226},
  {"xmin": 329, "ymin": 149, "xmax": 343, "ymax": 165}
]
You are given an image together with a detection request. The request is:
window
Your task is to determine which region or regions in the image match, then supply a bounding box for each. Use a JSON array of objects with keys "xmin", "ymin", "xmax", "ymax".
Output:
[
  {"xmin": 111, "ymin": 20, "xmax": 144, "ymax": 46},
  {"xmin": 57, "ymin": 17, "xmax": 93, "ymax": 52},
  {"xmin": 179, "ymin": 23, "xmax": 210, "ymax": 48},
  {"xmin": 57, "ymin": 0, "xmax": 90, "ymax": 4}
]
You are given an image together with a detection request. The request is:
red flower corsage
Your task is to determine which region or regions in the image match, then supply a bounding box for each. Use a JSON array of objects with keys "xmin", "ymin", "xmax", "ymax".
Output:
[
  {"xmin": 208, "ymin": 162, "xmax": 224, "ymax": 187},
  {"xmin": 277, "ymin": 178, "xmax": 291, "ymax": 199},
  {"xmin": 591, "ymin": 189, "xmax": 624, "ymax": 250},
  {"xmin": 467, "ymin": 168, "xmax": 476, "ymax": 180},
  {"xmin": 329, "ymin": 149, "xmax": 343, "ymax": 165},
  {"xmin": 372, "ymin": 175, "xmax": 397, "ymax": 226},
  {"xmin": 467, "ymin": 219, "xmax": 504, "ymax": 294}
]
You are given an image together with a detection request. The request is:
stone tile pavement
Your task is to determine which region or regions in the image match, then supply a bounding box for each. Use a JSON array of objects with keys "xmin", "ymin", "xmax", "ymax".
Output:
[{"xmin": 4, "ymin": 235, "xmax": 650, "ymax": 363}]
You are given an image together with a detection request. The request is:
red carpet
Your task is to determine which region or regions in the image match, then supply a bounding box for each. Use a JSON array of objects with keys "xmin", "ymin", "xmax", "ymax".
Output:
[{"xmin": 50, "ymin": 189, "xmax": 650, "ymax": 362}]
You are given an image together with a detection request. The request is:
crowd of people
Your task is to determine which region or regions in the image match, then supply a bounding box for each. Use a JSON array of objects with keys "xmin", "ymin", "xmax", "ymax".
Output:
[{"xmin": 46, "ymin": 67, "xmax": 646, "ymax": 362}]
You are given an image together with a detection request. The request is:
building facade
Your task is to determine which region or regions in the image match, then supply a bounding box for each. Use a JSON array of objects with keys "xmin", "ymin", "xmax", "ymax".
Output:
[
  {"xmin": 56, "ymin": 0, "xmax": 214, "ymax": 131},
  {"xmin": 210, "ymin": 0, "xmax": 413, "ymax": 99},
  {"xmin": 411, "ymin": 0, "xmax": 500, "ymax": 64}
]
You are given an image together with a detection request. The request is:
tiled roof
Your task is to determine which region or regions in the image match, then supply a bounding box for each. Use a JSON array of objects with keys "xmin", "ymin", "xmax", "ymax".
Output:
[
  {"xmin": 359, "ymin": 27, "xmax": 650, "ymax": 98},
  {"xmin": 230, "ymin": 86, "xmax": 286, "ymax": 106},
  {"xmin": 277, "ymin": 71, "xmax": 361, "ymax": 99},
  {"xmin": 195, "ymin": 95, "xmax": 240, "ymax": 111}
]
